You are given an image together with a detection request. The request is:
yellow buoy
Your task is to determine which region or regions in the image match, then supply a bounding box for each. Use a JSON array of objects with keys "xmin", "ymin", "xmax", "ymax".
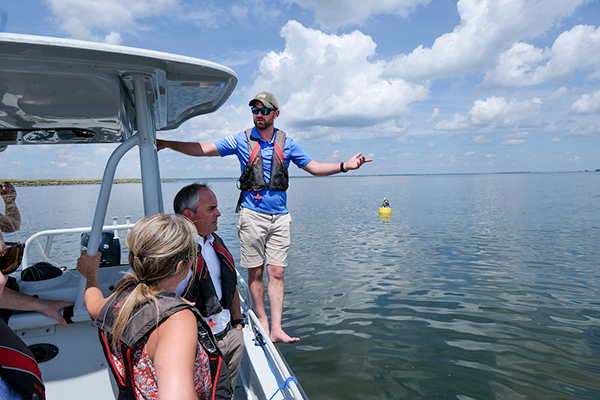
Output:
[{"xmin": 378, "ymin": 207, "xmax": 392, "ymax": 217}]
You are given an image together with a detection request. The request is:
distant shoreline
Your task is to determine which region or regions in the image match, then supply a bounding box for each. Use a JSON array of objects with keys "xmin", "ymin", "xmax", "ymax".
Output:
[
  {"xmin": 4, "ymin": 179, "xmax": 176, "ymax": 187},
  {"xmin": 2, "ymin": 170, "xmax": 598, "ymax": 187}
]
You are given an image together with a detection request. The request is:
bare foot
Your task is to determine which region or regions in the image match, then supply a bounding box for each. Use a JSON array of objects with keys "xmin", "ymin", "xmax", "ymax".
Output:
[{"xmin": 270, "ymin": 328, "xmax": 300, "ymax": 344}]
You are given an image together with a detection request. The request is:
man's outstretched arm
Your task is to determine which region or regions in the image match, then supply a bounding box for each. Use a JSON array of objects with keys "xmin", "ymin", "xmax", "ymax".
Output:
[
  {"xmin": 302, "ymin": 152, "xmax": 373, "ymax": 177},
  {"xmin": 156, "ymin": 139, "xmax": 221, "ymax": 157}
]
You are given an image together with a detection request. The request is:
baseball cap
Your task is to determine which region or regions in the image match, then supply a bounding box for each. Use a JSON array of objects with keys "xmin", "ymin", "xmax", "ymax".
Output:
[{"xmin": 249, "ymin": 92, "xmax": 279, "ymax": 109}]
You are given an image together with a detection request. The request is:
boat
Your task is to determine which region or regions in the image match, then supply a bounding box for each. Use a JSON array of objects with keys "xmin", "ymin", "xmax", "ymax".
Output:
[{"xmin": 0, "ymin": 33, "xmax": 308, "ymax": 400}]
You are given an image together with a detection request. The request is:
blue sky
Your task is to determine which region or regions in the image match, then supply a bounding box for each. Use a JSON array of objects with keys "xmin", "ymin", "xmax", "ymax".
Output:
[{"xmin": 1, "ymin": 0, "xmax": 600, "ymax": 179}]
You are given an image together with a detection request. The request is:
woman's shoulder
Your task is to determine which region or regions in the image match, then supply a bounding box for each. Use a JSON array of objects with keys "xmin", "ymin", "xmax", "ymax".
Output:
[
  {"xmin": 147, "ymin": 307, "xmax": 197, "ymax": 359},
  {"xmin": 158, "ymin": 307, "xmax": 196, "ymax": 333}
]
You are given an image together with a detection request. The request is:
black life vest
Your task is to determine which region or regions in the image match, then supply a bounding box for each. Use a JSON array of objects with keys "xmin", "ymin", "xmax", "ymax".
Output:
[
  {"xmin": 0, "ymin": 319, "xmax": 45, "ymax": 400},
  {"xmin": 184, "ymin": 233, "xmax": 237, "ymax": 318},
  {"xmin": 235, "ymin": 128, "xmax": 289, "ymax": 212},
  {"xmin": 94, "ymin": 287, "xmax": 232, "ymax": 400}
]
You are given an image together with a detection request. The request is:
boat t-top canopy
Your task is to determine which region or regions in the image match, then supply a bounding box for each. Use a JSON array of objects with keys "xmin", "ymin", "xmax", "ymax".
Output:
[
  {"xmin": 0, "ymin": 33, "xmax": 238, "ymax": 314},
  {"xmin": 0, "ymin": 33, "xmax": 237, "ymax": 147}
]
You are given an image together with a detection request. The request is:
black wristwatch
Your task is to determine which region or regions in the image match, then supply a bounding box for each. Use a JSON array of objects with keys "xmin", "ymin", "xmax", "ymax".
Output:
[
  {"xmin": 340, "ymin": 162, "xmax": 347, "ymax": 173},
  {"xmin": 231, "ymin": 316, "xmax": 246, "ymax": 328}
]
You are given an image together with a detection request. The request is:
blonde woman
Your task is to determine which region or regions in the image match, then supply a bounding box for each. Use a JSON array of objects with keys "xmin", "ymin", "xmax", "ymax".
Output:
[{"xmin": 78, "ymin": 214, "xmax": 230, "ymax": 400}]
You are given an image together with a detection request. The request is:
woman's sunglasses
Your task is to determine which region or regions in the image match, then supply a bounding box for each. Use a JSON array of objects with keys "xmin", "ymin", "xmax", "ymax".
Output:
[{"xmin": 0, "ymin": 242, "xmax": 25, "ymax": 275}]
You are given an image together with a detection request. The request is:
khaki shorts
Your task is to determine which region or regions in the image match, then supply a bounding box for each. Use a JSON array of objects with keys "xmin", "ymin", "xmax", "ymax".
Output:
[{"xmin": 237, "ymin": 207, "xmax": 291, "ymax": 269}]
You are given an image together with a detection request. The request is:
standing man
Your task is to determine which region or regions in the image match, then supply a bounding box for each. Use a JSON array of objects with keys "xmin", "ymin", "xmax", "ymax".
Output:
[
  {"xmin": 174, "ymin": 183, "xmax": 245, "ymax": 391},
  {"xmin": 158, "ymin": 92, "xmax": 372, "ymax": 343}
]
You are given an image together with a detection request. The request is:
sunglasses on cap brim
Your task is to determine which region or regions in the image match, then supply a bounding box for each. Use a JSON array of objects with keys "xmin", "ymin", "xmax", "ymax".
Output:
[{"xmin": 1, "ymin": 242, "xmax": 25, "ymax": 275}]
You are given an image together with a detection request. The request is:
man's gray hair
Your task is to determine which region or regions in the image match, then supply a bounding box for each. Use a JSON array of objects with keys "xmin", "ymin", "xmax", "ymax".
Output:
[{"xmin": 173, "ymin": 183, "xmax": 209, "ymax": 215}]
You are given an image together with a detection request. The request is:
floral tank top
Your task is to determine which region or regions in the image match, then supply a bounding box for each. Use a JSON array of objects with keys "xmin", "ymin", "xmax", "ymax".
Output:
[{"xmin": 109, "ymin": 335, "xmax": 212, "ymax": 399}]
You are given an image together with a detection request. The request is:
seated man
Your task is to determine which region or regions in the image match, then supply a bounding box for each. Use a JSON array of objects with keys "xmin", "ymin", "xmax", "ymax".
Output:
[
  {"xmin": 0, "ymin": 181, "xmax": 73, "ymax": 325},
  {"xmin": 0, "ymin": 189, "xmax": 45, "ymax": 399},
  {"xmin": 174, "ymin": 183, "xmax": 245, "ymax": 390}
]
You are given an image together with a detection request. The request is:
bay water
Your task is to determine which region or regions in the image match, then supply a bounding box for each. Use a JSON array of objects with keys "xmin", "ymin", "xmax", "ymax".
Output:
[{"xmin": 6, "ymin": 172, "xmax": 600, "ymax": 400}]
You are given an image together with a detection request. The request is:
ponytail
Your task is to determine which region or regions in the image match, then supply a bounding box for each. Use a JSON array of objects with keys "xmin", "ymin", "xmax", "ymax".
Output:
[{"xmin": 109, "ymin": 214, "xmax": 197, "ymax": 349}]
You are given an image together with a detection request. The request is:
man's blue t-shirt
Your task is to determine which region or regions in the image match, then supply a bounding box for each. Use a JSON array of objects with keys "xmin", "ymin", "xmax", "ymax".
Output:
[{"xmin": 215, "ymin": 127, "xmax": 312, "ymax": 214}]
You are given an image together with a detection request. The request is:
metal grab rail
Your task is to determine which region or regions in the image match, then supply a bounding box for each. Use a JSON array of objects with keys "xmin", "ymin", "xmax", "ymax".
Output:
[
  {"xmin": 22, "ymin": 222, "xmax": 136, "ymax": 269},
  {"xmin": 12, "ymin": 222, "xmax": 136, "ymax": 331}
]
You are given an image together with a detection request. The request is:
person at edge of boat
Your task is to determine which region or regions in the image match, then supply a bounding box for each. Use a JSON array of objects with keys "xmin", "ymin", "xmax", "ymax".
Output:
[
  {"xmin": 77, "ymin": 214, "xmax": 232, "ymax": 400},
  {"xmin": 173, "ymin": 183, "xmax": 245, "ymax": 391},
  {"xmin": 157, "ymin": 91, "xmax": 373, "ymax": 343},
  {"xmin": 382, "ymin": 198, "xmax": 390, "ymax": 208},
  {"xmin": 0, "ymin": 181, "xmax": 73, "ymax": 325},
  {"xmin": 0, "ymin": 182, "xmax": 45, "ymax": 400}
]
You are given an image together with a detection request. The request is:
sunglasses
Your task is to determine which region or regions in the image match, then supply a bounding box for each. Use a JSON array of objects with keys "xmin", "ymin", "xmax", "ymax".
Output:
[
  {"xmin": 0, "ymin": 242, "xmax": 25, "ymax": 275},
  {"xmin": 251, "ymin": 107, "xmax": 276, "ymax": 116}
]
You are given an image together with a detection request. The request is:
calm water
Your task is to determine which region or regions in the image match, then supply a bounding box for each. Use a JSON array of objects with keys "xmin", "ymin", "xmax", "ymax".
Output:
[{"xmin": 6, "ymin": 173, "xmax": 600, "ymax": 400}]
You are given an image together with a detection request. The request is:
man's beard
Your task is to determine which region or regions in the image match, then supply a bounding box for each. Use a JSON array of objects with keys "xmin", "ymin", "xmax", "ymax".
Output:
[{"xmin": 254, "ymin": 118, "xmax": 273, "ymax": 130}]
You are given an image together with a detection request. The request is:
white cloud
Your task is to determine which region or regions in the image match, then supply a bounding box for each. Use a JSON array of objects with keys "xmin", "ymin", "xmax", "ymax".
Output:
[
  {"xmin": 481, "ymin": 42, "xmax": 548, "ymax": 87},
  {"xmin": 179, "ymin": 1, "xmax": 282, "ymax": 31},
  {"xmin": 384, "ymin": 0, "xmax": 588, "ymax": 82},
  {"xmin": 571, "ymin": 90, "xmax": 600, "ymax": 114},
  {"xmin": 502, "ymin": 132, "xmax": 528, "ymax": 146},
  {"xmin": 483, "ymin": 24, "xmax": 600, "ymax": 87},
  {"xmin": 184, "ymin": 104, "xmax": 248, "ymax": 142},
  {"xmin": 327, "ymin": 149, "xmax": 342, "ymax": 162},
  {"xmin": 50, "ymin": 161, "xmax": 68, "ymax": 168},
  {"xmin": 435, "ymin": 96, "xmax": 542, "ymax": 131},
  {"xmin": 472, "ymin": 134, "xmax": 493, "ymax": 144},
  {"xmin": 251, "ymin": 21, "xmax": 429, "ymax": 132},
  {"xmin": 395, "ymin": 134, "xmax": 420, "ymax": 145},
  {"xmin": 103, "ymin": 32, "xmax": 123, "ymax": 45},
  {"xmin": 370, "ymin": 119, "xmax": 412, "ymax": 137},
  {"xmin": 45, "ymin": 0, "xmax": 177, "ymax": 42},
  {"xmin": 426, "ymin": 108, "xmax": 440, "ymax": 123},
  {"xmin": 93, "ymin": 145, "xmax": 119, "ymax": 157},
  {"xmin": 284, "ymin": 0, "xmax": 430, "ymax": 30},
  {"xmin": 546, "ymin": 87, "xmax": 569, "ymax": 102},
  {"xmin": 503, "ymin": 139, "xmax": 526, "ymax": 145},
  {"xmin": 504, "ymin": 132, "xmax": 529, "ymax": 140},
  {"xmin": 568, "ymin": 122, "xmax": 600, "ymax": 137}
]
